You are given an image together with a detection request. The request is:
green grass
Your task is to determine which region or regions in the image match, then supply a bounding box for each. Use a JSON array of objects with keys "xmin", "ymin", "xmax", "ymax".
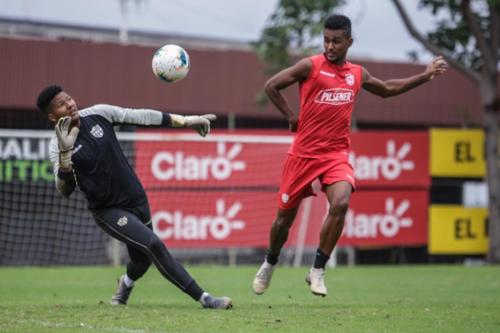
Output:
[{"xmin": 0, "ymin": 265, "xmax": 499, "ymax": 333}]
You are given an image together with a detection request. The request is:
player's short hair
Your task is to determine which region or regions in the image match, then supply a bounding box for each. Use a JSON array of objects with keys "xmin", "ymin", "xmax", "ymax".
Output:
[
  {"xmin": 36, "ymin": 85, "xmax": 63, "ymax": 114},
  {"xmin": 324, "ymin": 15, "xmax": 352, "ymax": 37}
]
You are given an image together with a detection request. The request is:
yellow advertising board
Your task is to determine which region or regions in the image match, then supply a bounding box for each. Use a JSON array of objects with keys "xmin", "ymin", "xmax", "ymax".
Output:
[
  {"xmin": 430, "ymin": 129, "xmax": 485, "ymax": 177},
  {"xmin": 429, "ymin": 205, "xmax": 488, "ymax": 254}
]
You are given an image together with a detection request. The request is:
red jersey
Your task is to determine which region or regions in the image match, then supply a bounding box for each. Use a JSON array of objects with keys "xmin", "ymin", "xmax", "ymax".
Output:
[{"xmin": 289, "ymin": 54, "xmax": 363, "ymax": 159}]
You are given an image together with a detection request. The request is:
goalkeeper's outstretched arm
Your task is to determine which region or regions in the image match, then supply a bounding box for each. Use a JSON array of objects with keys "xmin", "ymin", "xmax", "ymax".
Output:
[{"xmin": 85, "ymin": 104, "xmax": 216, "ymax": 137}]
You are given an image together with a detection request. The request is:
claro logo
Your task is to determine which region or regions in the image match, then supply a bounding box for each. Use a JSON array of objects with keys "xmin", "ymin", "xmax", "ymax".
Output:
[
  {"xmin": 152, "ymin": 200, "xmax": 245, "ymax": 240},
  {"xmin": 344, "ymin": 198, "xmax": 413, "ymax": 238},
  {"xmin": 151, "ymin": 142, "xmax": 246, "ymax": 181},
  {"xmin": 350, "ymin": 140, "xmax": 415, "ymax": 180}
]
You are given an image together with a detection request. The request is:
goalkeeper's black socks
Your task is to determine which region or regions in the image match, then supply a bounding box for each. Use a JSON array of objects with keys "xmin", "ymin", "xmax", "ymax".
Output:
[
  {"xmin": 313, "ymin": 248, "xmax": 330, "ymax": 269},
  {"xmin": 265, "ymin": 251, "xmax": 279, "ymax": 266}
]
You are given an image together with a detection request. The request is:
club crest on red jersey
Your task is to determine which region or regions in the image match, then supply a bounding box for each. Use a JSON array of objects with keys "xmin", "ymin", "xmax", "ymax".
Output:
[
  {"xmin": 345, "ymin": 73, "xmax": 355, "ymax": 86},
  {"xmin": 314, "ymin": 88, "xmax": 354, "ymax": 105}
]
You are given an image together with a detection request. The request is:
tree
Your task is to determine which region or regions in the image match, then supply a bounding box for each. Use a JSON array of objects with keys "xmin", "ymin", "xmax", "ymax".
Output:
[
  {"xmin": 253, "ymin": 0, "xmax": 345, "ymax": 106},
  {"xmin": 392, "ymin": 0, "xmax": 500, "ymax": 263}
]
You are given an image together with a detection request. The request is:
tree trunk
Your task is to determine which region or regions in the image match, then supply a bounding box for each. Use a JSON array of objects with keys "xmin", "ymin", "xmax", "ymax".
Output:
[{"xmin": 484, "ymin": 89, "xmax": 500, "ymax": 263}]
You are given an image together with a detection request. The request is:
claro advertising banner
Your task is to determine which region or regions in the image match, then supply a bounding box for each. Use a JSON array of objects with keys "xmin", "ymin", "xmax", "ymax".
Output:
[
  {"xmin": 135, "ymin": 133, "xmax": 288, "ymax": 188},
  {"xmin": 147, "ymin": 188, "xmax": 428, "ymax": 248},
  {"xmin": 135, "ymin": 130, "xmax": 430, "ymax": 248},
  {"xmin": 135, "ymin": 130, "xmax": 430, "ymax": 189},
  {"xmin": 350, "ymin": 131, "xmax": 429, "ymax": 189},
  {"xmin": 288, "ymin": 189, "xmax": 429, "ymax": 248}
]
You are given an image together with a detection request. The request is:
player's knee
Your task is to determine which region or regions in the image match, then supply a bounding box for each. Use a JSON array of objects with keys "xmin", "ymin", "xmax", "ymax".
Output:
[
  {"xmin": 328, "ymin": 199, "xmax": 349, "ymax": 218},
  {"xmin": 273, "ymin": 214, "xmax": 295, "ymax": 230},
  {"xmin": 148, "ymin": 236, "xmax": 165, "ymax": 254}
]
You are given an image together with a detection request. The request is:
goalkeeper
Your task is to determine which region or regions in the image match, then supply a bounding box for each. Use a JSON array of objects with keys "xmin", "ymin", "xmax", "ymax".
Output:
[{"xmin": 36, "ymin": 85, "xmax": 232, "ymax": 310}]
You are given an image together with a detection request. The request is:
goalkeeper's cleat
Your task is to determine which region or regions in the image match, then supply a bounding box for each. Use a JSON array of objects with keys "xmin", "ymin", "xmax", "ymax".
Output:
[
  {"xmin": 200, "ymin": 293, "xmax": 233, "ymax": 309},
  {"xmin": 305, "ymin": 267, "xmax": 327, "ymax": 297},
  {"xmin": 252, "ymin": 261, "xmax": 275, "ymax": 295},
  {"xmin": 111, "ymin": 275, "xmax": 134, "ymax": 305}
]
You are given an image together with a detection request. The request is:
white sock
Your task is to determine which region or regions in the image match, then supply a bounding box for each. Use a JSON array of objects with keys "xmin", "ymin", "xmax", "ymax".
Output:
[
  {"xmin": 199, "ymin": 292, "xmax": 209, "ymax": 304},
  {"xmin": 123, "ymin": 274, "xmax": 135, "ymax": 287}
]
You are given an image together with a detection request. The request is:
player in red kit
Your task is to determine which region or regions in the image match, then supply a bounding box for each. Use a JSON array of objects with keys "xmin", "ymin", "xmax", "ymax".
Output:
[{"xmin": 253, "ymin": 14, "xmax": 447, "ymax": 297}]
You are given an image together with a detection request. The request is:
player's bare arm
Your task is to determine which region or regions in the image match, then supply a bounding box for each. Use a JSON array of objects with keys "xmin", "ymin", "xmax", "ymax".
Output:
[
  {"xmin": 264, "ymin": 58, "xmax": 312, "ymax": 132},
  {"xmin": 361, "ymin": 56, "xmax": 448, "ymax": 98}
]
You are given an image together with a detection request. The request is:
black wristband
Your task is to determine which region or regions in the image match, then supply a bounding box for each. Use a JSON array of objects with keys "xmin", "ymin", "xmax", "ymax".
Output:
[{"xmin": 57, "ymin": 169, "xmax": 74, "ymax": 181}]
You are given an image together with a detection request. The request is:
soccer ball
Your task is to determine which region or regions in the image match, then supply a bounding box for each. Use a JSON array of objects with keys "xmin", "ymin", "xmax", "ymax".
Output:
[{"xmin": 151, "ymin": 44, "xmax": 190, "ymax": 83}]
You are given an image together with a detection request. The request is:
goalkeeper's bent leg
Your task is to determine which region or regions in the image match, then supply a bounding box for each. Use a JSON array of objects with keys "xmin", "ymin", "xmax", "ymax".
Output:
[
  {"xmin": 126, "ymin": 244, "xmax": 152, "ymax": 281},
  {"xmin": 93, "ymin": 207, "xmax": 204, "ymax": 301}
]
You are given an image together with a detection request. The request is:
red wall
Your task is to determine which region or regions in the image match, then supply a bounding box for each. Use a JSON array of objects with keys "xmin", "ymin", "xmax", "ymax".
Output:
[{"xmin": 0, "ymin": 36, "xmax": 485, "ymax": 126}]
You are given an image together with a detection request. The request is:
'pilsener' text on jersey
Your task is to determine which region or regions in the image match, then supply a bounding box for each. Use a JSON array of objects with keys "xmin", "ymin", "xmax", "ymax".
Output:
[
  {"xmin": 289, "ymin": 54, "xmax": 363, "ymax": 158},
  {"xmin": 49, "ymin": 104, "xmax": 169, "ymax": 210}
]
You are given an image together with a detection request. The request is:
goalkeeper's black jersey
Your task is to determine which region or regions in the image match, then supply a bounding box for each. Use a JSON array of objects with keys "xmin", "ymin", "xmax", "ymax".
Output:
[{"xmin": 49, "ymin": 104, "xmax": 170, "ymax": 210}]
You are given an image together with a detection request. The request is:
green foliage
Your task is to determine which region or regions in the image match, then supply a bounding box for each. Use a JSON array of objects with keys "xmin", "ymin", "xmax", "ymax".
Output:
[
  {"xmin": 254, "ymin": 0, "xmax": 346, "ymax": 75},
  {"xmin": 1, "ymin": 265, "xmax": 500, "ymax": 333},
  {"xmin": 417, "ymin": 0, "xmax": 499, "ymax": 70}
]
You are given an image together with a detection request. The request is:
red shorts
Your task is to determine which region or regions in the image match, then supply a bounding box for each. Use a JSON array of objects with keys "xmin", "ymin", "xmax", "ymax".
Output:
[{"xmin": 278, "ymin": 152, "xmax": 355, "ymax": 210}]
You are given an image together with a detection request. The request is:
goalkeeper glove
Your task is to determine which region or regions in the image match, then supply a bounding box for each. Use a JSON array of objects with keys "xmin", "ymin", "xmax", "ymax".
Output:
[
  {"xmin": 170, "ymin": 114, "xmax": 216, "ymax": 137},
  {"xmin": 55, "ymin": 116, "xmax": 80, "ymax": 169}
]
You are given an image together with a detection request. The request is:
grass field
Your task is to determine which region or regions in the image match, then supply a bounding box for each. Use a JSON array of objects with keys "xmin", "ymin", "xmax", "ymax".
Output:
[{"xmin": 0, "ymin": 265, "xmax": 499, "ymax": 333}]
